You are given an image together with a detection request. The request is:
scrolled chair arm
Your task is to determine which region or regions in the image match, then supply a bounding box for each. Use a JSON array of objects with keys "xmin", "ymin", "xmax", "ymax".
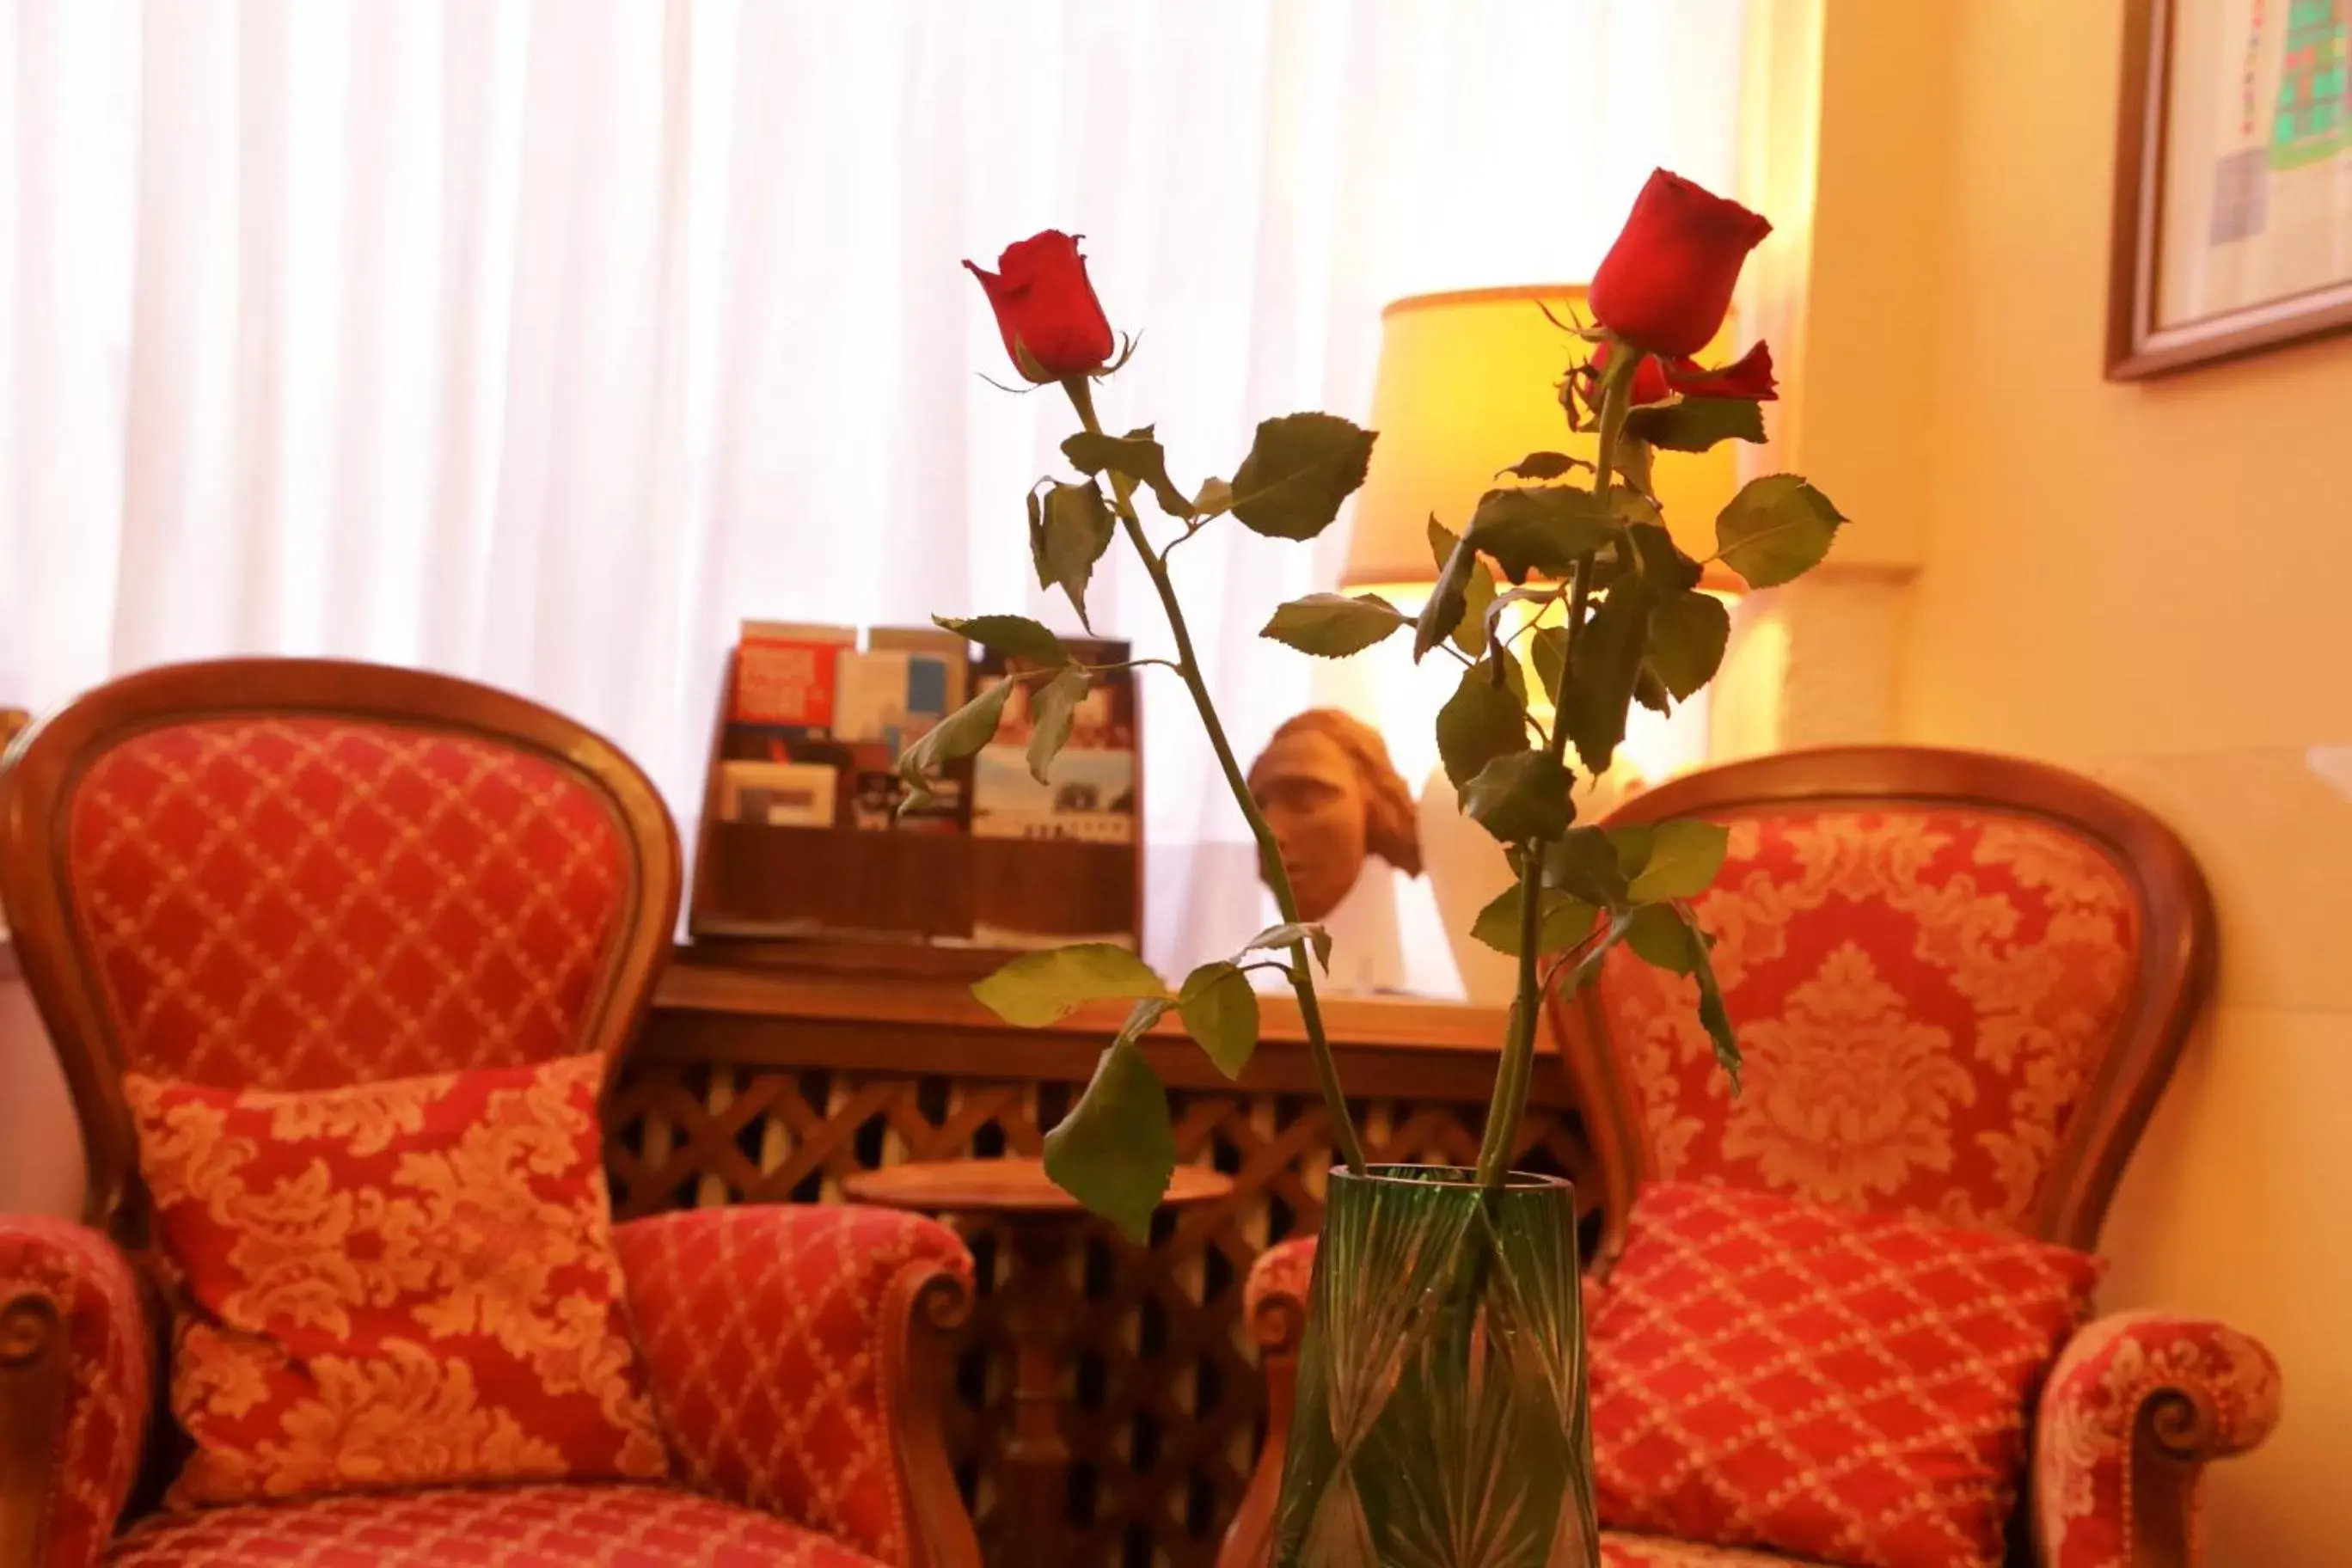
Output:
[
  {"xmin": 611, "ymin": 1204, "xmax": 980, "ymax": 1568},
  {"xmin": 2032, "ymin": 1308, "xmax": 2282, "ymax": 1568},
  {"xmin": 0, "ymin": 1216, "xmax": 154, "ymax": 1568},
  {"xmin": 1216, "ymin": 1236, "xmax": 1318, "ymax": 1568}
]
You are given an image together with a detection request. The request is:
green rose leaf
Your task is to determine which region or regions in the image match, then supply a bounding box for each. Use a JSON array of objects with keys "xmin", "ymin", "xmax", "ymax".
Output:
[
  {"xmin": 1243, "ymin": 922, "xmax": 1332, "ymax": 971},
  {"xmin": 1414, "ymin": 528, "xmax": 1478, "ymax": 663},
  {"xmin": 1559, "ymin": 582, "xmax": 1653, "ymax": 775},
  {"xmin": 1634, "ymin": 667, "xmax": 1675, "ymax": 714},
  {"xmin": 1425, "ymin": 515, "xmax": 1461, "ymax": 573},
  {"xmin": 1646, "ymin": 590, "xmax": 1730, "ymax": 701},
  {"xmin": 1260, "ymin": 592, "xmax": 1408, "ymax": 658},
  {"xmin": 1493, "ymin": 645, "xmax": 1530, "ymax": 703},
  {"xmin": 1228, "ymin": 413, "xmax": 1377, "ymax": 541},
  {"xmin": 1026, "ymin": 665, "xmax": 1095, "ymax": 784},
  {"xmin": 1625, "ymin": 396, "xmax": 1768, "ymax": 454},
  {"xmin": 1036, "ymin": 479, "xmax": 1116, "ymax": 629},
  {"xmin": 1436, "ymin": 660, "xmax": 1528, "ymax": 790},
  {"xmin": 897, "ymin": 679, "xmax": 1014, "ymax": 806},
  {"xmin": 1499, "ymin": 450, "xmax": 1594, "ymax": 481},
  {"xmin": 1042, "ymin": 1009, "xmax": 1178, "ymax": 1243},
  {"xmin": 1616, "ymin": 901, "xmax": 1738, "ymax": 1081},
  {"xmin": 1623, "ymin": 902, "xmax": 1703, "ymax": 974},
  {"xmin": 932, "ymin": 613, "xmax": 1070, "ymax": 668},
  {"xmin": 971, "ymin": 942, "xmax": 1168, "ymax": 1027},
  {"xmin": 1530, "ymin": 625, "xmax": 1568, "ymax": 704},
  {"xmin": 1464, "ymin": 485, "xmax": 1617, "ymax": 584},
  {"xmin": 1716, "ymin": 475, "xmax": 1847, "ymax": 589},
  {"xmin": 1626, "ymin": 522, "xmax": 1702, "ymax": 592},
  {"xmin": 1178, "ymin": 961, "xmax": 1261, "ymax": 1079},
  {"xmin": 1611, "ymin": 489, "xmax": 1665, "ymax": 529},
  {"xmin": 1455, "ymin": 552, "xmax": 1499, "ymax": 657},
  {"xmin": 1460, "ymin": 750, "xmax": 1574, "ymax": 843},
  {"xmin": 1609, "ymin": 824, "xmax": 1656, "ymax": 879},
  {"xmin": 1194, "ymin": 477, "xmax": 1234, "ymax": 518},
  {"xmin": 1469, "ymin": 884, "xmax": 1598, "ymax": 957},
  {"xmin": 1242, "ymin": 921, "xmax": 1333, "ymax": 972},
  {"xmin": 1690, "ymin": 911, "xmax": 1742, "ymax": 1087},
  {"xmin": 1545, "ymin": 825, "xmax": 1629, "ymax": 910},
  {"xmin": 1614, "ymin": 436, "xmax": 1657, "ymax": 499},
  {"xmin": 1063, "ymin": 426, "xmax": 1197, "ymax": 520},
  {"xmin": 1626, "ymin": 818, "xmax": 1730, "ymax": 903}
]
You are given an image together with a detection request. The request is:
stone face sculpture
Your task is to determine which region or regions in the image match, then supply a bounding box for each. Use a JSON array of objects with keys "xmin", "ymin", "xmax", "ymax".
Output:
[{"xmin": 1245, "ymin": 710, "xmax": 1423, "ymax": 922}]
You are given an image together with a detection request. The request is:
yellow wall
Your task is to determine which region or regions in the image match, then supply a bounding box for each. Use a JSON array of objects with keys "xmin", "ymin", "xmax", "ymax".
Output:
[{"xmin": 1807, "ymin": 1, "xmax": 2352, "ymax": 1559}]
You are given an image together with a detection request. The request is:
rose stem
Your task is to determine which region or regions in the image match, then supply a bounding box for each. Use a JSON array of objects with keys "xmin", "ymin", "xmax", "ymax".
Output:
[
  {"xmin": 1060, "ymin": 374, "xmax": 1370, "ymax": 1179},
  {"xmin": 1473, "ymin": 342, "xmax": 1642, "ymax": 1194}
]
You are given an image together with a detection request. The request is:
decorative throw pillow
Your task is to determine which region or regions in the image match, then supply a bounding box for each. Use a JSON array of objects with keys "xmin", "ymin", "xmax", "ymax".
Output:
[
  {"xmin": 126, "ymin": 1052, "xmax": 670, "ymax": 1507},
  {"xmin": 1589, "ymin": 1181, "xmax": 2102, "ymax": 1568}
]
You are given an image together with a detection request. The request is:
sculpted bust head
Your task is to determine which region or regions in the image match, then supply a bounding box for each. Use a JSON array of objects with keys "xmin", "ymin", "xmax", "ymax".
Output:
[{"xmin": 1245, "ymin": 710, "xmax": 1422, "ymax": 922}]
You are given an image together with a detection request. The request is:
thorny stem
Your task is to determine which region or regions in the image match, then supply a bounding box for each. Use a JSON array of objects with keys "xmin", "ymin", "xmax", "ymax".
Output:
[{"xmin": 1060, "ymin": 375, "xmax": 1370, "ymax": 1177}]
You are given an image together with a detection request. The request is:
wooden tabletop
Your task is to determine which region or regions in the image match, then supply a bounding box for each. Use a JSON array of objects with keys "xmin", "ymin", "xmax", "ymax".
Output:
[
  {"xmin": 655, "ymin": 944, "xmax": 1516, "ymax": 1056},
  {"xmin": 842, "ymin": 1156, "xmax": 1234, "ymax": 1217}
]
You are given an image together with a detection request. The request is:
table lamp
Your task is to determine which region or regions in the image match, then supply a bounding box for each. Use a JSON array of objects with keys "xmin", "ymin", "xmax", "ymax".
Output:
[
  {"xmin": 1344, "ymin": 284, "xmax": 1743, "ymax": 591},
  {"xmin": 1342, "ymin": 285, "xmax": 1744, "ymax": 1001}
]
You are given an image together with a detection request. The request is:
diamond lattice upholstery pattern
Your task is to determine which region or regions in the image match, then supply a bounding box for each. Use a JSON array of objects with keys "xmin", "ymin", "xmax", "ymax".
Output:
[
  {"xmin": 124, "ymin": 1053, "xmax": 668, "ymax": 1509},
  {"xmin": 1593, "ymin": 806, "xmax": 2141, "ymax": 1233},
  {"xmin": 0, "ymin": 1216, "xmax": 153, "ymax": 1568},
  {"xmin": 66, "ymin": 717, "xmax": 630, "ymax": 1090},
  {"xmin": 1589, "ymin": 1182, "xmax": 2102, "ymax": 1568},
  {"xmin": 611, "ymin": 1204, "xmax": 973, "ymax": 1567},
  {"xmin": 2032, "ymin": 1311, "xmax": 2282, "ymax": 1568},
  {"xmin": 104, "ymin": 1482, "xmax": 890, "ymax": 1567}
]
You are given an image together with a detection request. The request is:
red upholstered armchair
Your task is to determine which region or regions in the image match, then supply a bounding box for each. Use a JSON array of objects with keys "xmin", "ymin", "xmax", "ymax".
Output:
[
  {"xmin": 1222, "ymin": 747, "xmax": 2278, "ymax": 1568},
  {"xmin": 0, "ymin": 660, "xmax": 980, "ymax": 1568}
]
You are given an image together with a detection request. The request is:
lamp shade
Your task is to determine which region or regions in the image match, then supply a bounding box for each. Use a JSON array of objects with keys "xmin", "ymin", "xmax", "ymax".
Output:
[{"xmin": 1342, "ymin": 285, "xmax": 1742, "ymax": 587}]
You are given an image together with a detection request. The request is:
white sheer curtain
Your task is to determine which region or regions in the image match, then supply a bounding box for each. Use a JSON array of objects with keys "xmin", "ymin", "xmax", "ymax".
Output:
[{"xmin": 1, "ymin": 0, "xmax": 1749, "ymax": 977}]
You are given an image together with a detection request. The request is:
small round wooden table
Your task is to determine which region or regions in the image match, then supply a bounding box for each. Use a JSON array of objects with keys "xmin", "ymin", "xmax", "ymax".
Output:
[{"xmin": 841, "ymin": 1157, "xmax": 1235, "ymax": 1559}]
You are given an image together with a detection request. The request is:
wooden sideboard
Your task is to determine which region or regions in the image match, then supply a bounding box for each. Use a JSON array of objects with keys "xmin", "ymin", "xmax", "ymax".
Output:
[{"xmin": 612, "ymin": 943, "xmax": 1593, "ymax": 1568}]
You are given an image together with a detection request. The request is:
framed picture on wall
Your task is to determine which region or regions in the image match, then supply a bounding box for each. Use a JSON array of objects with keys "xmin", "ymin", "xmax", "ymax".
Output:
[{"xmin": 2109, "ymin": 0, "xmax": 2352, "ymax": 377}]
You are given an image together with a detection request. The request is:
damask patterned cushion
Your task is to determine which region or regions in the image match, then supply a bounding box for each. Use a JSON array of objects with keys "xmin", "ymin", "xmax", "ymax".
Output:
[
  {"xmin": 1592, "ymin": 807, "xmax": 2140, "ymax": 1233},
  {"xmin": 126, "ymin": 1053, "xmax": 669, "ymax": 1508},
  {"xmin": 107, "ymin": 1481, "xmax": 889, "ymax": 1566},
  {"xmin": 1589, "ymin": 1182, "xmax": 2102, "ymax": 1568}
]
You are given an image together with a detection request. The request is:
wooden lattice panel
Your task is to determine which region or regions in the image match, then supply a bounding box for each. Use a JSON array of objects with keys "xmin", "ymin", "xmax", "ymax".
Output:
[{"xmin": 605, "ymin": 1059, "xmax": 1589, "ymax": 1568}]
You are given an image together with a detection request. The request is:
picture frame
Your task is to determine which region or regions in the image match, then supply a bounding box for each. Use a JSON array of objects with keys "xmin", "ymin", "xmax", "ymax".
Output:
[{"xmin": 2108, "ymin": 0, "xmax": 2352, "ymax": 378}]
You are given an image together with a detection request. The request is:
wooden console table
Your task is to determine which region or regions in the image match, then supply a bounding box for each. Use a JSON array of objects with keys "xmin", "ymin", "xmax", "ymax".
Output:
[{"xmin": 609, "ymin": 943, "xmax": 1592, "ymax": 1568}]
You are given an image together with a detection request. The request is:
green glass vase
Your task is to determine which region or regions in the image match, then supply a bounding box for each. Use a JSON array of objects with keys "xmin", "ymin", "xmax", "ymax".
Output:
[{"xmin": 1271, "ymin": 1164, "xmax": 1598, "ymax": 1568}]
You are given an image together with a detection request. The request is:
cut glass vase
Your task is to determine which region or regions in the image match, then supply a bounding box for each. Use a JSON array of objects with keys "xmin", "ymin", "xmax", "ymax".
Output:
[{"xmin": 1270, "ymin": 1164, "xmax": 1598, "ymax": 1568}]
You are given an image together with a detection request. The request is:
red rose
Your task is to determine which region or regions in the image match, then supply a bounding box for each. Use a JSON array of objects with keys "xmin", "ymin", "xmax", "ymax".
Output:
[
  {"xmin": 1589, "ymin": 170, "xmax": 1771, "ymax": 358},
  {"xmin": 965, "ymin": 230, "xmax": 1117, "ymax": 382},
  {"xmin": 1585, "ymin": 340, "xmax": 1778, "ymax": 407}
]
